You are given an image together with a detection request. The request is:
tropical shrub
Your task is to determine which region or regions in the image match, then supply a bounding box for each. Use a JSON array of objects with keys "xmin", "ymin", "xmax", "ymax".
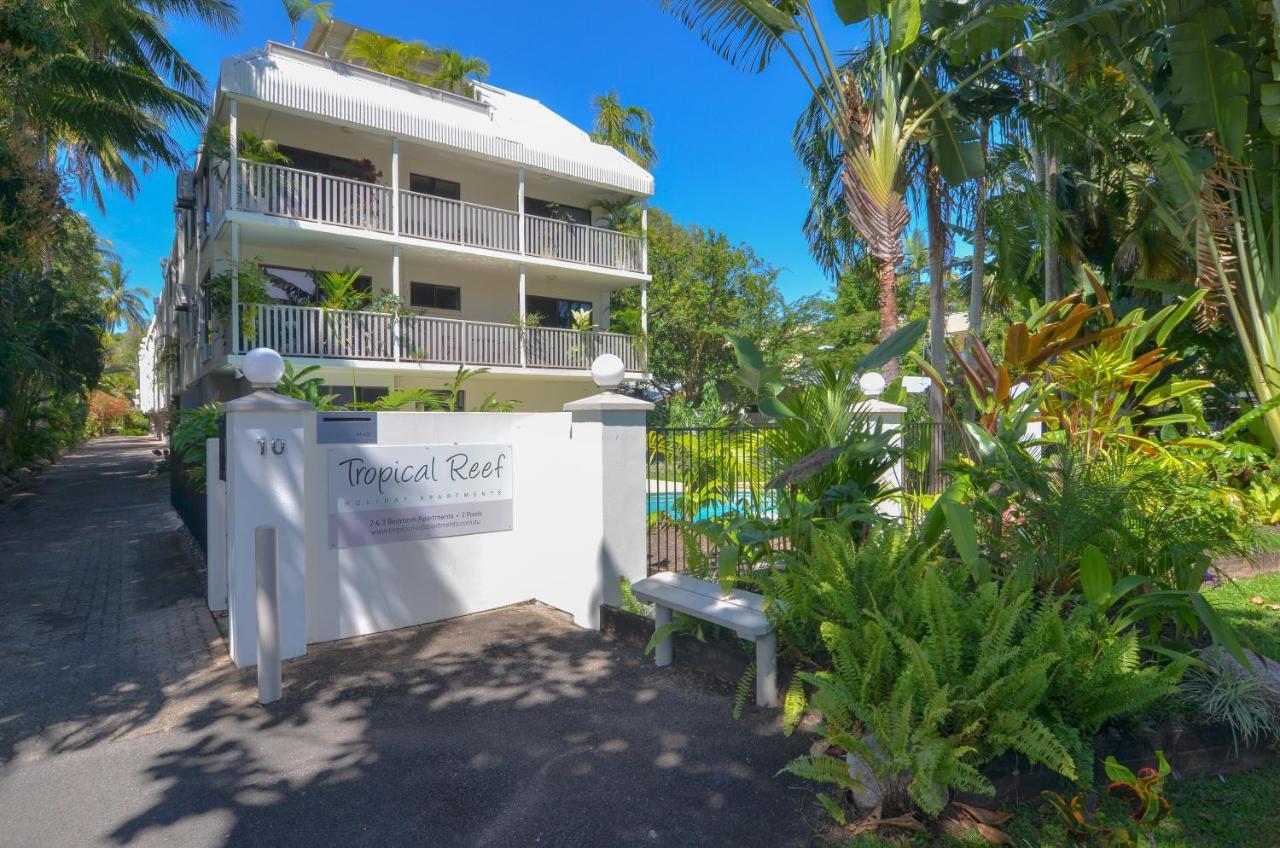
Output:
[
  {"xmin": 777, "ymin": 527, "xmax": 1080, "ymax": 817},
  {"xmin": 169, "ymin": 404, "xmax": 221, "ymax": 492}
]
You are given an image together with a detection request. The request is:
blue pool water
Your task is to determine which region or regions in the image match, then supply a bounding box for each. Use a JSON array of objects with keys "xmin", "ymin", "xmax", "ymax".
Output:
[{"xmin": 646, "ymin": 492, "xmax": 774, "ymax": 521}]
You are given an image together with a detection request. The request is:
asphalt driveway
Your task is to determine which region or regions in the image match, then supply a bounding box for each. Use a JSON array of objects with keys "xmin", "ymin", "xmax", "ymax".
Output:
[{"xmin": 0, "ymin": 438, "xmax": 814, "ymax": 847}]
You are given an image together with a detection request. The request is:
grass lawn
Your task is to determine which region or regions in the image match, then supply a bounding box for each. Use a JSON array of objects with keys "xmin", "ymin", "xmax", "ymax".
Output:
[
  {"xmin": 1211, "ymin": 570, "xmax": 1280, "ymax": 661},
  {"xmin": 833, "ymin": 571, "xmax": 1280, "ymax": 847}
]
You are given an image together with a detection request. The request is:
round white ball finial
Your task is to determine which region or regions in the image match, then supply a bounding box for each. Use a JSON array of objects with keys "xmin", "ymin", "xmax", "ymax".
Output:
[
  {"xmin": 243, "ymin": 347, "xmax": 285, "ymax": 389},
  {"xmin": 591, "ymin": 353, "xmax": 626, "ymax": 390},
  {"xmin": 858, "ymin": 371, "xmax": 887, "ymax": 397}
]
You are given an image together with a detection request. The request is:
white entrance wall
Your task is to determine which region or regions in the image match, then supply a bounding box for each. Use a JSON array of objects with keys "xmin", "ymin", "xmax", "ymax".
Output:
[{"xmin": 214, "ymin": 353, "xmax": 653, "ymax": 668}]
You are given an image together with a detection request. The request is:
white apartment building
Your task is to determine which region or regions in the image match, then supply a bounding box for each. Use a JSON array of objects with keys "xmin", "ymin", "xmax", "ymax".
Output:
[{"xmin": 140, "ymin": 21, "xmax": 652, "ymax": 417}]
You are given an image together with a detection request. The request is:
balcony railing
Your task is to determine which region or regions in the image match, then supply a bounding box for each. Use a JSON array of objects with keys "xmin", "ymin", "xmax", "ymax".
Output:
[
  {"xmin": 399, "ymin": 189, "xmax": 519, "ymax": 253},
  {"xmin": 525, "ymin": 215, "xmax": 645, "ymax": 273},
  {"xmin": 236, "ymin": 161, "xmax": 393, "ymax": 232},
  {"xmin": 239, "ymin": 303, "xmax": 646, "ymax": 372},
  {"xmin": 231, "ymin": 160, "xmax": 646, "ymax": 273}
]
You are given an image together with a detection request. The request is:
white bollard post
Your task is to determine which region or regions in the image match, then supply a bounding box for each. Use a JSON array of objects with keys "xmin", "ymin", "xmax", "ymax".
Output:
[{"xmin": 255, "ymin": 525, "xmax": 282, "ymax": 704}]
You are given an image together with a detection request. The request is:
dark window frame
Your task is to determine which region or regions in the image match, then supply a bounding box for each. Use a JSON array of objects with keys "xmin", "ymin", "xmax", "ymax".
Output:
[
  {"xmin": 260, "ymin": 264, "xmax": 373, "ymax": 305},
  {"xmin": 409, "ymin": 173, "xmax": 462, "ymax": 200},
  {"xmin": 524, "ymin": 197, "xmax": 591, "ymax": 226},
  {"xmin": 409, "ymin": 282, "xmax": 462, "ymax": 311},
  {"xmin": 525, "ymin": 294, "xmax": 593, "ymax": 330}
]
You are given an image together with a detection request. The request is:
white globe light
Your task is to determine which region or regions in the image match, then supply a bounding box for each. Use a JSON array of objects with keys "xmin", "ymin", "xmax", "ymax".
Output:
[
  {"xmin": 858, "ymin": 371, "xmax": 887, "ymax": 397},
  {"xmin": 590, "ymin": 353, "xmax": 626, "ymax": 390},
  {"xmin": 243, "ymin": 347, "xmax": 285, "ymax": 389}
]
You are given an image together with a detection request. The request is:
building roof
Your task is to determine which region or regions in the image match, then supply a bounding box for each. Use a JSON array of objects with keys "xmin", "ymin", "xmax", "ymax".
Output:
[{"xmin": 217, "ymin": 26, "xmax": 653, "ymax": 197}]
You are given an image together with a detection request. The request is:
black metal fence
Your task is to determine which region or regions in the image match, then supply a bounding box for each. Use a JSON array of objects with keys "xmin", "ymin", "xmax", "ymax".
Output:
[
  {"xmin": 900, "ymin": 420, "xmax": 971, "ymax": 514},
  {"xmin": 646, "ymin": 419, "xmax": 974, "ymax": 572},
  {"xmin": 169, "ymin": 450, "xmax": 208, "ymax": 553},
  {"xmin": 646, "ymin": 426, "xmax": 779, "ymax": 574}
]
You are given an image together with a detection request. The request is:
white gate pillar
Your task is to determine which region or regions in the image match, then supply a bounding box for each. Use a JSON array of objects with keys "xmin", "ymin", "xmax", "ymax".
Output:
[
  {"xmin": 223, "ymin": 349, "xmax": 313, "ymax": 667},
  {"xmin": 858, "ymin": 397, "xmax": 907, "ymax": 518},
  {"xmin": 563, "ymin": 355, "xmax": 653, "ymax": 628}
]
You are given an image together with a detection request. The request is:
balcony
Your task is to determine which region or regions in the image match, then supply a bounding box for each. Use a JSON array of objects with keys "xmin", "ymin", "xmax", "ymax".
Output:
[
  {"xmin": 232, "ymin": 160, "xmax": 646, "ymax": 274},
  {"xmin": 236, "ymin": 303, "xmax": 646, "ymax": 373}
]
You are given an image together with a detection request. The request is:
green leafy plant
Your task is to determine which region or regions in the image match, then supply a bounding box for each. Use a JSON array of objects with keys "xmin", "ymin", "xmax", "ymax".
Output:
[
  {"xmin": 315, "ymin": 266, "xmax": 370, "ymax": 312},
  {"xmin": 1181, "ymin": 649, "xmax": 1280, "ymax": 752},
  {"xmin": 206, "ymin": 260, "xmax": 270, "ymax": 342},
  {"xmin": 275, "ymin": 361, "xmax": 340, "ymax": 410},
  {"xmin": 1043, "ymin": 752, "xmax": 1173, "ymax": 847},
  {"xmin": 775, "ymin": 526, "xmax": 1083, "ymax": 818},
  {"xmin": 169, "ymin": 403, "xmax": 221, "ymax": 492}
]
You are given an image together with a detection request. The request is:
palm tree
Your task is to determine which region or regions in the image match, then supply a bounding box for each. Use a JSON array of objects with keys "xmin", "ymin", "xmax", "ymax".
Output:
[
  {"xmin": 342, "ymin": 32, "xmax": 432, "ymax": 80},
  {"xmin": 427, "ymin": 49, "xmax": 490, "ymax": 98},
  {"xmin": 589, "ymin": 92, "xmax": 657, "ymax": 169},
  {"xmin": 100, "ymin": 262, "xmax": 150, "ymax": 334},
  {"xmin": 5, "ymin": 0, "xmax": 238, "ymax": 206},
  {"xmin": 657, "ymin": 0, "xmax": 1032, "ymax": 375},
  {"xmin": 282, "ymin": 0, "xmax": 333, "ymax": 47}
]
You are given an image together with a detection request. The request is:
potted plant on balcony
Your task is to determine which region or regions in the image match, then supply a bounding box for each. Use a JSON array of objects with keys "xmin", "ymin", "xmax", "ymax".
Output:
[
  {"xmin": 206, "ymin": 260, "xmax": 269, "ymax": 348},
  {"xmin": 315, "ymin": 266, "xmax": 375, "ymax": 357},
  {"xmin": 569, "ymin": 307, "xmax": 598, "ymax": 366},
  {"xmin": 203, "ymin": 126, "xmax": 292, "ymax": 213}
]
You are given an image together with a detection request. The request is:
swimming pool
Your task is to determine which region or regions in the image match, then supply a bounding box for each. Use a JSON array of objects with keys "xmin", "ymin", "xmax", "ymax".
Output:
[{"xmin": 646, "ymin": 491, "xmax": 775, "ymax": 521}]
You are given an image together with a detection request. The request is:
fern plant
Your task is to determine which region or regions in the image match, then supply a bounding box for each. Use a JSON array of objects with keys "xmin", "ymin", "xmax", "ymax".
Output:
[{"xmin": 771, "ymin": 525, "xmax": 1184, "ymax": 819}]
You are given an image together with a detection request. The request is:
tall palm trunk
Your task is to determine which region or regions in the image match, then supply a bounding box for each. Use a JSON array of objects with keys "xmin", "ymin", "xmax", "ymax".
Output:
[
  {"xmin": 1043, "ymin": 150, "xmax": 1060, "ymax": 301},
  {"xmin": 968, "ymin": 122, "xmax": 988, "ymax": 338},
  {"xmin": 926, "ymin": 157, "xmax": 948, "ymax": 436},
  {"xmin": 876, "ymin": 259, "xmax": 902, "ymax": 380}
]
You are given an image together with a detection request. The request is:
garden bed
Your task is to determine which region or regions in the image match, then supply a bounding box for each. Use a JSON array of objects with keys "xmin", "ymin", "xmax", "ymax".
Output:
[{"xmin": 603, "ymin": 603, "xmax": 1280, "ymax": 804}]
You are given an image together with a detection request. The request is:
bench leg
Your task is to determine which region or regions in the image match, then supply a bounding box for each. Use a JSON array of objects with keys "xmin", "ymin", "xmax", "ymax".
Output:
[
  {"xmin": 653, "ymin": 605, "xmax": 673, "ymax": 668},
  {"xmin": 755, "ymin": 631, "xmax": 778, "ymax": 708}
]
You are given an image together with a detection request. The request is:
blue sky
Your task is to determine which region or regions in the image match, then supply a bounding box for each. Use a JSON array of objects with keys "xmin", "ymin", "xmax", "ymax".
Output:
[{"xmin": 76, "ymin": 0, "xmax": 857, "ymax": 311}]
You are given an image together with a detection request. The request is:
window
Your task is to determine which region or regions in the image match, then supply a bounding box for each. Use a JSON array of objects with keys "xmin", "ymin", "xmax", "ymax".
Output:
[
  {"xmin": 277, "ymin": 146, "xmax": 378, "ymax": 182},
  {"xmin": 320, "ymin": 385, "xmax": 389, "ymax": 406},
  {"xmin": 409, "ymin": 173, "xmax": 461, "ymax": 200},
  {"xmin": 410, "ymin": 282, "xmax": 461, "ymax": 311},
  {"xmin": 261, "ymin": 266, "xmax": 372, "ymax": 305},
  {"xmin": 525, "ymin": 295, "xmax": 592, "ymax": 330},
  {"xmin": 524, "ymin": 197, "xmax": 591, "ymax": 226}
]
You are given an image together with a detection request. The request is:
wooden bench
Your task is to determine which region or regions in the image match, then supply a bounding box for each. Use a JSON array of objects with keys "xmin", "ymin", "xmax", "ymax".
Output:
[{"xmin": 630, "ymin": 571, "xmax": 779, "ymax": 708}]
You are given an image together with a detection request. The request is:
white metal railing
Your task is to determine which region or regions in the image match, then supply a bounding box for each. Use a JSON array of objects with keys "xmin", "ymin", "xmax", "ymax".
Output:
[
  {"xmin": 236, "ymin": 161, "xmax": 392, "ymax": 233},
  {"xmin": 237, "ymin": 303, "xmax": 645, "ymax": 371},
  {"xmin": 240, "ymin": 304, "xmax": 394, "ymax": 360},
  {"xmin": 399, "ymin": 191, "xmax": 519, "ymax": 252},
  {"xmin": 525, "ymin": 325, "xmax": 645, "ymax": 371},
  {"xmin": 524, "ymin": 216, "xmax": 645, "ymax": 273},
  {"xmin": 226, "ymin": 160, "xmax": 645, "ymax": 274}
]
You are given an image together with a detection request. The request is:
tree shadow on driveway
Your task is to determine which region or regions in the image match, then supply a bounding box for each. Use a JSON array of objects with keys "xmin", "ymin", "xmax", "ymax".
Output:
[{"xmin": 107, "ymin": 604, "xmax": 817, "ymax": 847}]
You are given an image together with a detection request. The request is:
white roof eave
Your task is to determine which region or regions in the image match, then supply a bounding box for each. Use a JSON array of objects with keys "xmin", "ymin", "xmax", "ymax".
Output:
[{"xmin": 218, "ymin": 44, "xmax": 654, "ymax": 197}]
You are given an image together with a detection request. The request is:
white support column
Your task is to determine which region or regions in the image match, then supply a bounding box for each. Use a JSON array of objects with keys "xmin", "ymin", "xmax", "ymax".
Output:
[
  {"xmin": 228, "ymin": 99, "xmax": 238, "ymax": 212},
  {"xmin": 518, "ymin": 264, "xmax": 527, "ymax": 368},
  {"xmin": 517, "ymin": 168, "xmax": 526, "ymax": 255},
  {"xmin": 641, "ymin": 280, "xmax": 649, "ymax": 335},
  {"xmin": 641, "ymin": 200, "xmax": 649, "ymax": 274},
  {"xmin": 230, "ymin": 222, "xmax": 240, "ymax": 355},
  {"xmin": 562, "ymin": 378, "xmax": 655, "ymax": 629},
  {"xmin": 392, "ymin": 244, "xmax": 402, "ymax": 362},
  {"xmin": 391, "ymin": 137, "xmax": 400, "ymax": 237}
]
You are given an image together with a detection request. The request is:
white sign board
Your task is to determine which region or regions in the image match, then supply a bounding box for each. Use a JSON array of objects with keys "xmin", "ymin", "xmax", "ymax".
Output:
[{"xmin": 327, "ymin": 444, "xmax": 513, "ymax": 549}]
